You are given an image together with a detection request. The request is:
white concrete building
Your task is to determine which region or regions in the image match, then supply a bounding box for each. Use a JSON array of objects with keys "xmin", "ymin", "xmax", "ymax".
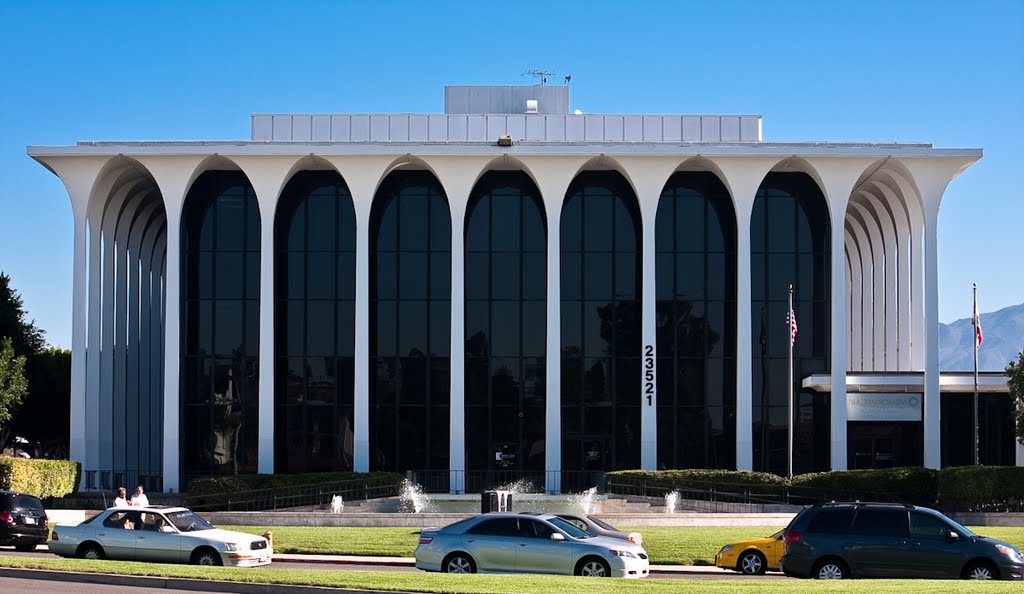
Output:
[{"xmin": 30, "ymin": 84, "xmax": 1014, "ymax": 494}]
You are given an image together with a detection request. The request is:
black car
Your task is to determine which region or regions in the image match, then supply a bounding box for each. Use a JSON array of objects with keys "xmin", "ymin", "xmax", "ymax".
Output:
[
  {"xmin": 0, "ymin": 490, "xmax": 48, "ymax": 552},
  {"xmin": 780, "ymin": 502, "xmax": 1024, "ymax": 580}
]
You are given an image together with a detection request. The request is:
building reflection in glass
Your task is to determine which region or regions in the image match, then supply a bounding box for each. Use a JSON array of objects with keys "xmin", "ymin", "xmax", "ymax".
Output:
[
  {"xmin": 561, "ymin": 171, "xmax": 642, "ymax": 473},
  {"xmin": 369, "ymin": 171, "xmax": 451, "ymax": 473},
  {"xmin": 655, "ymin": 172, "xmax": 737, "ymax": 469},
  {"xmin": 275, "ymin": 171, "xmax": 356, "ymax": 472},
  {"xmin": 750, "ymin": 173, "xmax": 831, "ymax": 475},
  {"xmin": 182, "ymin": 171, "xmax": 260, "ymax": 479},
  {"xmin": 465, "ymin": 171, "xmax": 547, "ymax": 475}
]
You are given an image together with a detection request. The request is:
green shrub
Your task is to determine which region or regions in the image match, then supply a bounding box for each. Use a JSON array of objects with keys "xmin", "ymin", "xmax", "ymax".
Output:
[
  {"xmin": 0, "ymin": 458, "xmax": 80, "ymax": 498},
  {"xmin": 788, "ymin": 466, "xmax": 938, "ymax": 506},
  {"xmin": 937, "ymin": 466, "xmax": 1024, "ymax": 512},
  {"xmin": 607, "ymin": 469, "xmax": 787, "ymax": 499}
]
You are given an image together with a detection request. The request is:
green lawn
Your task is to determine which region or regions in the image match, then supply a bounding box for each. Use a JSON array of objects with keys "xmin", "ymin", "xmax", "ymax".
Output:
[
  {"xmin": 0, "ymin": 555, "xmax": 1017, "ymax": 593},
  {"xmin": 218, "ymin": 525, "xmax": 1024, "ymax": 566}
]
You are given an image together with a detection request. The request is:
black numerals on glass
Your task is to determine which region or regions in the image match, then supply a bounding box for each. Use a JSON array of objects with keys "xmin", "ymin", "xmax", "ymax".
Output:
[{"xmin": 644, "ymin": 345, "xmax": 654, "ymax": 405}]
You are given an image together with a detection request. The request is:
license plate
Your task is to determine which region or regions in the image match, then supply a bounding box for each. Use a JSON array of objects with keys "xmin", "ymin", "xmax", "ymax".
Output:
[{"xmin": 23, "ymin": 517, "xmax": 36, "ymax": 525}]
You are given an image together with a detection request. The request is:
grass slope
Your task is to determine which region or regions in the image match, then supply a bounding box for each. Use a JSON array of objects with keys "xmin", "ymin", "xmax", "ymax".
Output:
[{"xmin": 0, "ymin": 556, "xmax": 1018, "ymax": 593}]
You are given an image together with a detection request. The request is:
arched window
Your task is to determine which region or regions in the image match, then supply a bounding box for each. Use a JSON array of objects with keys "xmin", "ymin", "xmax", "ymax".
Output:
[
  {"xmin": 655, "ymin": 172, "xmax": 737, "ymax": 469},
  {"xmin": 560, "ymin": 171, "xmax": 642, "ymax": 477},
  {"xmin": 181, "ymin": 171, "xmax": 260, "ymax": 478},
  {"xmin": 465, "ymin": 171, "xmax": 547, "ymax": 479},
  {"xmin": 751, "ymin": 172, "xmax": 831, "ymax": 475},
  {"xmin": 369, "ymin": 171, "xmax": 451, "ymax": 473},
  {"xmin": 275, "ymin": 171, "xmax": 356, "ymax": 473}
]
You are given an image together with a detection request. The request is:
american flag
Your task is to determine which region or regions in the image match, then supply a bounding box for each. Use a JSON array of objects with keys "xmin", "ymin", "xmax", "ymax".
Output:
[{"xmin": 786, "ymin": 307, "xmax": 798, "ymax": 347}]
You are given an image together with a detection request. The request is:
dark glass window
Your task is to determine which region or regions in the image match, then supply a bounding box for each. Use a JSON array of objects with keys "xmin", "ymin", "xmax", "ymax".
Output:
[
  {"xmin": 561, "ymin": 172, "xmax": 641, "ymax": 475},
  {"xmin": 941, "ymin": 392, "xmax": 1015, "ymax": 467},
  {"xmin": 806, "ymin": 508, "xmax": 855, "ymax": 534},
  {"xmin": 750, "ymin": 173, "xmax": 831, "ymax": 475},
  {"xmin": 370, "ymin": 171, "xmax": 450, "ymax": 473},
  {"xmin": 465, "ymin": 172, "xmax": 546, "ymax": 474},
  {"xmin": 466, "ymin": 518, "xmax": 519, "ymax": 536},
  {"xmin": 655, "ymin": 172, "xmax": 737, "ymax": 470},
  {"xmin": 182, "ymin": 171, "xmax": 259, "ymax": 479},
  {"xmin": 851, "ymin": 508, "xmax": 908, "ymax": 537},
  {"xmin": 274, "ymin": 171, "xmax": 356, "ymax": 473},
  {"xmin": 909, "ymin": 511, "xmax": 953, "ymax": 539}
]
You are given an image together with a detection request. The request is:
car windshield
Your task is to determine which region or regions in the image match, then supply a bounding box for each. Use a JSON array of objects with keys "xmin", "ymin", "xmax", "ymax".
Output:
[
  {"xmin": 548, "ymin": 516, "xmax": 590, "ymax": 539},
  {"xmin": 165, "ymin": 510, "xmax": 214, "ymax": 532},
  {"xmin": 587, "ymin": 516, "xmax": 617, "ymax": 531}
]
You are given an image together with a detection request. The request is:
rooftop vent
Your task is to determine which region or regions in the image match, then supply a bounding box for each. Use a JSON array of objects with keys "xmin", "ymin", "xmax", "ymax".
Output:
[{"xmin": 525, "ymin": 99, "xmax": 538, "ymax": 114}]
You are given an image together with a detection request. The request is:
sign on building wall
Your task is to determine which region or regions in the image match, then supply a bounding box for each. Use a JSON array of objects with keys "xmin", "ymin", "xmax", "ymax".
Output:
[{"xmin": 847, "ymin": 393, "xmax": 923, "ymax": 422}]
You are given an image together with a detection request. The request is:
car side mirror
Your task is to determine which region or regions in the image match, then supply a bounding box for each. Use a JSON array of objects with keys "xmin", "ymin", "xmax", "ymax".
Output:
[
  {"xmin": 946, "ymin": 530, "xmax": 959, "ymax": 542},
  {"xmin": 550, "ymin": 533, "xmax": 565, "ymax": 541},
  {"xmin": 159, "ymin": 525, "xmax": 174, "ymax": 533}
]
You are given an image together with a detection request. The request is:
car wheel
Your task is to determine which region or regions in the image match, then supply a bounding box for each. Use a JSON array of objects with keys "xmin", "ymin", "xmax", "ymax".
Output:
[
  {"xmin": 813, "ymin": 558, "xmax": 846, "ymax": 579},
  {"xmin": 78, "ymin": 543, "xmax": 105, "ymax": 560},
  {"xmin": 738, "ymin": 550, "xmax": 767, "ymax": 575},
  {"xmin": 192, "ymin": 548, "xmax": 223, "ymax": 566},
  {"xmin": 963, "ymin": 560, "xmax": 998, "ymax": 580},
  {"xmin": 14, "ymin": 542, "xmax": 38, "ymax": 552},
  {"xmin": 443, "ymin": 553, "xmax": 475, "ymax": 574},
  {"xmin": 577, "ymin": 557, "xmax": 611, "ymax": 578}
]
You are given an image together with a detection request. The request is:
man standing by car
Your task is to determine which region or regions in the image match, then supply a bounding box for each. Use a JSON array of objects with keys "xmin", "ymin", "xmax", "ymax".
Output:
[{"xmin": 130, "ymin": 485, "xmax": 149, "ymax": 507}]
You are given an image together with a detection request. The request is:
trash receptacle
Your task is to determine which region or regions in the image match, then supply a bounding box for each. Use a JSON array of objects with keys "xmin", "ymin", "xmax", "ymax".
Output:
[{"xmin": 481, "ymin": 490, "xmax": 512, "ymax": 513}]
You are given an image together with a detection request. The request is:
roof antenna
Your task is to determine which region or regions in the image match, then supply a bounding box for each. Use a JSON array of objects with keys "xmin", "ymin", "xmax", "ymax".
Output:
[
  {"xmin": 564, "ymin": 74, "xmax": 572, "ymax": 85},
  {"xmin": 523, "ymin": 70, "xmax": 556, "ymax": 85}
]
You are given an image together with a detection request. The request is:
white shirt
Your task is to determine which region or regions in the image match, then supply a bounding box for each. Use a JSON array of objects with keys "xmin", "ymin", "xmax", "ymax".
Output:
[
  {"xmin": 112, "ymin": 496, "xmax": 129, "ymax": 508},
  {"xmin": 131, "ymin": 493, "xmax": 150, "ymax": 507}
]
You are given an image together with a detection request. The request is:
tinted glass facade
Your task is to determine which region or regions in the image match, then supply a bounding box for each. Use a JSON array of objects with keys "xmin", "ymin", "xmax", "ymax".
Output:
[
  {"xmin": 465, "ymin": 171, "xmax": 547, "ymax": 475},
  {"xmin": 655, "ymin": 172, "xmax": 737, "ymax": 469},
  {"xmin": 275, "ymin": 171, "xmax": 356, "ymax": 473},
  {"xmin": 751, "ymin": 172, "xmax": 831, "ymax": 475},
  {"xmin": 181, "ymin": 171, "xmax": 260, "ymax": 479},
  {"xmin": 369, "ymin": 171, "xmax": 451, "ymax": 472},
  {"xmin": 561, "ymin": 171, "xmax": 642, "ymax": 473},
  {"xmin": 941, "ymin": 393, "xmax": 1015, "ymax": 466}
]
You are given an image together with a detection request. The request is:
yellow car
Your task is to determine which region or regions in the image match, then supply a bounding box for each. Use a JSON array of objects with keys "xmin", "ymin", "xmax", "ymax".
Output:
[{"xmin": 715, "ymin": 529, "xmax": 783, "ymax": 575}]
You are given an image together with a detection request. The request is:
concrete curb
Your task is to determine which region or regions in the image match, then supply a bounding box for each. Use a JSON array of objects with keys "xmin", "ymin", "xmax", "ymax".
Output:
[{"xmin": 0, "ymin": 567, "xmax": 406, "ymax": 593}]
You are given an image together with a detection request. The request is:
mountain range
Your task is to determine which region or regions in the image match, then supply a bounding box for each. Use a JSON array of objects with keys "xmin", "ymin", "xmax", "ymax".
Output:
[{"xmin": 940, "ymin": 302, "xmax": 1024, "ymax": 371}]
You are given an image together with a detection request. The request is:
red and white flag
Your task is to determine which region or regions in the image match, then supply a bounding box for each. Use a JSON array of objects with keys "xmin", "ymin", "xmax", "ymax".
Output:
[
  {"xmin": 972, "ymin": 299, "xmax": 983, "ymax": 349},
  {"xmin": 786, "ymin": 307, "xmax": 798, "ymax": 347}
]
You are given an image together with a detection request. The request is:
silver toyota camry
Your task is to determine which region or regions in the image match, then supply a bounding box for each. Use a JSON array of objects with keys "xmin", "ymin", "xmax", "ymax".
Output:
[{"xmin": 415, "ymin": 512, "xmax": 650, "ymax": 578}]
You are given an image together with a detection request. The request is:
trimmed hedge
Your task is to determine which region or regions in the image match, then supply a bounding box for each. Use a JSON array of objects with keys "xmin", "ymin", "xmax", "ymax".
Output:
[
  {"xmin": 609, "ymin": 469, "xmax": 785, "ymax": 487},
  {"xmin": 789, "ymin": 466, "xmax": 938, "ymax": 506},
  {"xmin": 937, "ymin": 465, "xmax": 1024, "ymax": 512},
  {"xmin": 0, "ymin": 457, "xmax": 80, "ymax": 499}
]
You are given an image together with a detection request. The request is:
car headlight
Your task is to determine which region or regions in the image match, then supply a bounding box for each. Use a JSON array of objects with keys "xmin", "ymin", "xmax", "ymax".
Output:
[
  {"xmin": 996, "ymin": 544, "xmax": 1023, "ymax": 562},
  {"xmin": 721, "ymin": 544, "xmax": 734, "ymax": 552},
  {"xmin": 224, "ymin": 543, "xmax": 240, "ymax": 552},
  {"xmin": 609, "ymin": 549, "xmax": 637, "ymax": 559}
]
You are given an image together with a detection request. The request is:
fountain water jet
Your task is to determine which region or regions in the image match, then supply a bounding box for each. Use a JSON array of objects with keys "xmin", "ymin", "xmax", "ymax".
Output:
[
  {"xmin": 398, "ymin": 479, "xmax": 437, "ymax": 513},
  {"xmin": 664, "ymin": 491, "xmax": 680, "ymax": 514},
  {"xmin": 567, "ymin": 487, "xmax": 599, "ymax": 514}
]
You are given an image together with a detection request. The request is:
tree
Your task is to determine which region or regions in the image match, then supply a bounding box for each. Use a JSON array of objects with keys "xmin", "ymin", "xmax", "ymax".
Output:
[
  {"xmin": 0, "ymin": 273, "xmax": 45, "ymax": 356},
  {"xmin": 9, "ymin": 347, "xmax": 71, "ymax": 457},
  {"xmin": 0, "ymin": 337, "xmax": 29, "ymax": 450},
  {"xmin": 1008, "ymin": 350, "xmax": 1024, "ymax": 445}
]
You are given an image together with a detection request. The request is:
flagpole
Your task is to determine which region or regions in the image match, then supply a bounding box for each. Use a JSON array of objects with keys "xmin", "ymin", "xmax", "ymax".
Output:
[
  {"xmin": 974, "ymin": 283, "xmax": 980, "ymax": 466},
  {"xmin": 788, "ymin": 284, "xmax": 794, "ymax": 479}
]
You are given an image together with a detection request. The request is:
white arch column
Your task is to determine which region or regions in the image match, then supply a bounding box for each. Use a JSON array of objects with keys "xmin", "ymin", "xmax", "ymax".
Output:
[
  {"xmin": 322, "ymin": 156, "xmax": 401, "ymax": 474},
  {"xmin": 37, "ymin": 156, "xmax": 109, "ymax": 489},
  {"xmin": 847, "ymin": 215, "xmax": 873, "ymax": 369},
  {"xmin": 518, "ymin": 155, "xmax": 588, "ymax": 494},
  {"xmin": 138, "ymin": 155, "xmax": 207, "ymax": 492},
  {"xmin": 900, "ymin": 156, "xmax": 979, "ymax": 469},
  {"xmin": 421, "ymin": 155, "xmax": 492, "ymax": 494},
  {"xmin": 233, "ymin": 156, "xmax": 299, "ymax": 475},
  {"xmin": 706, "ymin": 156, "xmax": 777, "ymax": 471}
]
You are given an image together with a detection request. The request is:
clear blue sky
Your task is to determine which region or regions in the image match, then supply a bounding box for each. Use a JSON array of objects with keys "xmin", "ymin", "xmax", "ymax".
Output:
[{"xmin": 0, "ymin": 0, "xmax": 1021, "ymax": 348}]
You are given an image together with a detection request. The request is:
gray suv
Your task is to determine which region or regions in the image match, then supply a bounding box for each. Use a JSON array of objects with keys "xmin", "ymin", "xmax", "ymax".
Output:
[{"xmin": 780, "ymin": 502, "xmax": 1024, "ymax": 580}]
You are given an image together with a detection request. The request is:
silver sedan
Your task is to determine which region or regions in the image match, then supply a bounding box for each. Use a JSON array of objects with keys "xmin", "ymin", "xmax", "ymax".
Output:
[
  {"xmin": 48, "ymin": 506, "xmax": 271, "ymax": 567},
  {"xmin": 555, "ymin": 513, "xmax": 643, "ymax": 547},
  {"xmin": 415, "ymin": 512, "xmax": 649, "ymax": 578}
]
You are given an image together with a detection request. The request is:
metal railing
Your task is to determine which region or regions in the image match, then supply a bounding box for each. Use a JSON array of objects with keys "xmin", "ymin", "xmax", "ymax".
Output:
[
  {"xmin": 404, "ymin": 470, "xmax": 607, "ymax": 495},
  {"xmin": 185, "ymin": 475, "xmax": 403, "ymax": 512}
]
